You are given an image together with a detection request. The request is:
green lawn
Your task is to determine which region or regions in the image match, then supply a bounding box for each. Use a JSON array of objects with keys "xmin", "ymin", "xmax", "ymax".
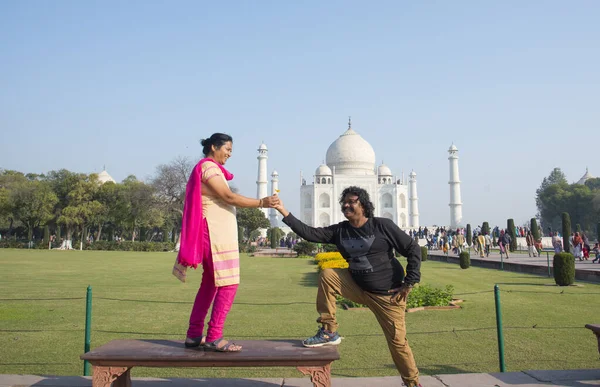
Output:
[{"xmin": 1, "ymin": 249, "xmax": 598, "ymax": 379}]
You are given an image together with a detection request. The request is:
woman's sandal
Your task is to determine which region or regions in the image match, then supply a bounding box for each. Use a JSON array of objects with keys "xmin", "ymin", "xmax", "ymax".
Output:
[
  {"xmin": 184, "ymin": 335, "xmax": 206, "ymax": 348},
  {"xmin": 204, "ymin": 338, "xmax": 242, "ymax": 352}
]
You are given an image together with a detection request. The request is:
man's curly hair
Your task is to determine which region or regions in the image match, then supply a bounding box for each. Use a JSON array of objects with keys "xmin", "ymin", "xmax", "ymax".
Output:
[{"xmin": 339, "ymin": 186, "xmax": 375, "ymax": 218}]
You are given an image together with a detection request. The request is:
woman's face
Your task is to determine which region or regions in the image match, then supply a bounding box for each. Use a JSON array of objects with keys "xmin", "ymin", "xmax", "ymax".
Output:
[{"xmin": 211, "ymin": 141, "xmax": 233, "ymax": 165}]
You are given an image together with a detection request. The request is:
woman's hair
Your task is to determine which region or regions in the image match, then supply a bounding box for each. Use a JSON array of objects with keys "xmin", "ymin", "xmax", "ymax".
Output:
[
  {"xmin": 200, "ymin": 133, "xmax": 233, "ymax": 156},
  {"xmin": 339, "ymin": 186, "xmax": 375, "ymax": 218}
]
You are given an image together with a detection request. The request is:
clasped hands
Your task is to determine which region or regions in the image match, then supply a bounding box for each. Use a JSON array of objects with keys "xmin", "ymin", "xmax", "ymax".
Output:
[{"xmin": 260, "ymin": 195, "xmax": 280, "ymax": 208}]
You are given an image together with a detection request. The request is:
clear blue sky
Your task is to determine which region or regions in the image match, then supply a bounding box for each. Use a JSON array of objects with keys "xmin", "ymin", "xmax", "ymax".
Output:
[{"xmin": 1, "ymin": 1, "xmax": 599, "ymax": 228}]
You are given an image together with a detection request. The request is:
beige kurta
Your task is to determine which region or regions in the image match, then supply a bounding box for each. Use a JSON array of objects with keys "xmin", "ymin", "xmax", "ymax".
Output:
[{"xmin": 201, "ymin": 161, "xmax": 240, "ymax": 286}]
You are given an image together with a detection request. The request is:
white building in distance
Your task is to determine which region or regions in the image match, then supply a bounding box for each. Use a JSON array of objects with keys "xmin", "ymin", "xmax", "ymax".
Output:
[{"xmin": 298, "ymin": 119, "xmax": 418, "ymax": 228}]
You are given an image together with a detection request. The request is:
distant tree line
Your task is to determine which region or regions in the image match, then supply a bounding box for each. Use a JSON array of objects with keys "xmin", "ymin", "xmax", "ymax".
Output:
[
  {"xmin": 0, "ymin": 157, "xmax": 271, "ymax": 246},
  {"xmin": 536, "ymin": 167, "xmax": 600, "ymax": 236}
]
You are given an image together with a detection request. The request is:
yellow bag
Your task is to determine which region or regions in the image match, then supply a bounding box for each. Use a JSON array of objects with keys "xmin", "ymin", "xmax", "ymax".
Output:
[{"xmin": 172, "ymin": 258, "xmax": 188, "ymax": 283}]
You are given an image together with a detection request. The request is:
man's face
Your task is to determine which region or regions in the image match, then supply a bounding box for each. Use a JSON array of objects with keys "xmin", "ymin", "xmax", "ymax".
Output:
[{"xmin": 341, "ymin": 194, "xmax": 363, "ymax": 220}]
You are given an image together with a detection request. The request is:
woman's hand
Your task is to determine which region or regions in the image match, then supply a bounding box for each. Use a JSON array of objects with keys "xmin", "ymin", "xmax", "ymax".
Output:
[{"xmin": 260, "ymin": 195, "xmax": 280, "ymax": 208}]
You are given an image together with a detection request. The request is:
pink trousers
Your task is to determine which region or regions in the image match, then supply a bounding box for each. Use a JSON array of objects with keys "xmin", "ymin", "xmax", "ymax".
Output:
[{"xmin": 187, "ymin": 219, "xmax": 238, "ymax": 341}]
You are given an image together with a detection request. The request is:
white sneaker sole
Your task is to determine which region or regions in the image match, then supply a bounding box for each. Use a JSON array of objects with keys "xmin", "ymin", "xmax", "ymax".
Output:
[{"xmin": 302, "ymin": 337, "xmax": 342, "ymax": 348}]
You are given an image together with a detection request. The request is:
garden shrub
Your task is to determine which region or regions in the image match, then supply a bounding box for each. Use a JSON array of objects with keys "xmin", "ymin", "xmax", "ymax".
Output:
[
  {"xmin": 406, "ymin": 284, "xmax": 454, "ymax": 309},
  {"xmin": 336, "ymin": 284, "xmax": 455, "ymax": 310},
  {"xmin": 293, "ymin": 241, "xmax": 317, "ymax": 256},
  {"xmin": 553, "ymin": 252, "xmax": 575, "ymax": 286},
  {"xmin": 459, "ymin": 251, "xmax": 470, "ymax": 269},
  {"xmin": 323, "ymin": 244, "xmax": 338, "ymax": 252},
  {"xmin": 420, "ymin": 246, "xmax": 428, "ymax": 262}
]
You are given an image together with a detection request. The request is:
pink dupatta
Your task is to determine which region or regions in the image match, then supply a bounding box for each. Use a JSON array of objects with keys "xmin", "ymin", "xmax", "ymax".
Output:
[{"xmin": 177, "ymin": 158, "xmax": 234, "ymax": 269}]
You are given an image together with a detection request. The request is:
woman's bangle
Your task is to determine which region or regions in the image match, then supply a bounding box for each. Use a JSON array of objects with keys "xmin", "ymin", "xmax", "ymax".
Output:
[{"xmin": 258, "ymin": 198, "xmax": 263, "ymax": 208}]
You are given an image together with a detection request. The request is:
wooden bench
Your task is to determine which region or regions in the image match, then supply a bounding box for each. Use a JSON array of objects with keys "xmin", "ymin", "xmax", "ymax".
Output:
[
  {"xmin": 585, "ymin": 324, "xmax": 600, "ymax": 357},
  {"xmin": 80, "ymin": 339, "xmax": 339, "ymax": 387}
]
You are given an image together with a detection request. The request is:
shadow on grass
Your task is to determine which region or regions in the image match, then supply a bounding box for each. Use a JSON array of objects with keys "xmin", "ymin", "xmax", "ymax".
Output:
[{"xmin": 299, "ymin": 271, "xmax": 319, "ymax": 287}]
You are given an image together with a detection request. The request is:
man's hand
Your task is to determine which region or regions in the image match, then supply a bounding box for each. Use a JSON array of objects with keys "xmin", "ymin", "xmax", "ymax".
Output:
[
  {"xmin": 273, "ymin": 195, "xmax": 289, "ymax": 217},
  {"xmin": 388, "ymin": 283, "xmax": 413, "ymax": 303}
]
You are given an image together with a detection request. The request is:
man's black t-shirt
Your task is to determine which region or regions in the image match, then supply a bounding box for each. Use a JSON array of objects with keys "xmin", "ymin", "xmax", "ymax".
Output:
[{"xmin": 283, "ymin": 214, "xmax": 421, "ymax": 294}]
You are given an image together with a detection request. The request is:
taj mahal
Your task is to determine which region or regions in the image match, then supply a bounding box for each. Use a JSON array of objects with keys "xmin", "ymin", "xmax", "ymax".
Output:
[{"xmin": 255, "ymin": 118, "xmax": 464, "ymax": 230}]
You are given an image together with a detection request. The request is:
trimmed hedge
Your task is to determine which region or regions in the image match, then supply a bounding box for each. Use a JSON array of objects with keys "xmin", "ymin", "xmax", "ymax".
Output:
[
  {"xmin": 85, "ymin": 241, "xmax": 175, "ymax": 251},
  {"xmin": 531, "ymin": 218, "xmax": 540, "ymax": 241},
  {"xmin": 562, "ymin": 212, "xmax": 571, "ymax": 253},
  {"xmin": 459, "ymin": 251, "xmax": 470, "ymax": 269},
  {"xmin": 553, "ymin": 252, "xmax": 575, "ymax": 286},
  {"xmin": 507, "ymin": 219, "xmax": 517, "ymax": 251},
  {"xmin": 481, "ymin": 222, "xmax": 490, "ymax": 236},
  {"xmin": 466, "ymin": 224, "xmax": 472, "ymax": 246},
  {"xmin": 420, "ymin": 246, "xmax": 428, "ymax": 262}
]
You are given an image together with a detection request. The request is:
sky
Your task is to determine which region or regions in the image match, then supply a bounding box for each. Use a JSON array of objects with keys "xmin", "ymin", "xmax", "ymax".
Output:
[{"xmin": 1, "ymin": 1, "xmax": 599, "ymax": 228}]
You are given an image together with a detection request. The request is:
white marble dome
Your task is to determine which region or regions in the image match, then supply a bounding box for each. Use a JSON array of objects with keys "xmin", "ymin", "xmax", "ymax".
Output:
[
  {"xmin": 258, "ymin": 143, "xmax": 268, "ymax": 151},
  {"xmin": 315, "ymin": 164, "xmax": 332, "ymax": 176},
  {"xmin": 97, "ymin": 170, "xmax": 116, "ymax": 184},
  {"xmin": 576, "ymin": 168, "xmax": 594, "ymax": 185},
  {"xmin": 326, "ymin": 127, "xmax": 376, "ymax": 175},
  {"xmin": 378, "ymin": 162, "xmax": 392, "ymax": 176},
  {"xmin": 271, "ymin": 170, "xmax": 279, "ymax": 177}
]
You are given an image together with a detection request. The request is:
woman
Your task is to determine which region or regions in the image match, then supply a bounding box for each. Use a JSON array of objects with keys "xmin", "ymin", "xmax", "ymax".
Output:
[
  {"xmin": 551, "ymin": 232, "xmax": 562, "ymax": 254},
  {"xmin": 572, "ymin": 232, "xmax": 584, "ymax": 261},
  {"xmin": 176, "ymin": 133, "xmax": 279, "ymax": 352}
]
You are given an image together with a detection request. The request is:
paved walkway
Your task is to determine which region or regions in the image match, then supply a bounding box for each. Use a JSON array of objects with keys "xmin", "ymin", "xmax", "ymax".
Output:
[
  {"xmin": 427, "ymin": 248, "xmax": 600, "ymax": 283},
  {"xmin": 431, "ymin": 248, "xmax": 600, "ymax": 270},
  {"xmin": 2, "ymin": 369, "xmax": 599, "ymax": 386}
]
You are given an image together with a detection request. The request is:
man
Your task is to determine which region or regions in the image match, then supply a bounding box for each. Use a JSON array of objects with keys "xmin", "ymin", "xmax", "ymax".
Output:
[
  {"xmin": 477, "ymin": 233, "xmax": 486, "ymax": 258},
  {"xmin": 275, "ymin": 186, "xmax": 422, "ymax": 387},
  {"xmin": 484, "ymin": 232, "xmax": 492, "ymax": 257}
]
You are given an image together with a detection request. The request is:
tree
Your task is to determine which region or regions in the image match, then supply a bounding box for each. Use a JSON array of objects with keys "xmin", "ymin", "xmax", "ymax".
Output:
[
  {"xmin": 10, "ymin": 180, "xmax": 58, "ymax": 240},
  {"xmin": 44, "ymin": 169, "xmax": 88, "ymax": 237},
  {"xmin": 0, "ymin": 170, "xmax": 28, "ymax": 235},
  {"xmin": 151, "ymin": 156, "xmax": 194, "ymax": 243},
  {"xmin": 236, "ymin": 208, "xmax": 270, "ymax": 240},
  {"xmin": 536, "ymin": 168, "xmax": 568, "ymax": 231},
  {"xmin": 584, "ymin": 177, "xmax": 600, "ymax": 191},
  {"xmin": 121, "ymin": 176, "xmax": 161, "ymax": 241},
  {"xmin": 57, "ymin": 174, "xmax": 103, "ymax": 248}
]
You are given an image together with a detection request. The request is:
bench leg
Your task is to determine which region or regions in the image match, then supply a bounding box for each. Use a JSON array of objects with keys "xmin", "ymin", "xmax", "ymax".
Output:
[
  {"xmin": 91, "ymin": 366, "xmax": 131, "ymax": 387},
  {"xmin": 297, "ymin": 363, "xmax": 331, "ymax": 387}
]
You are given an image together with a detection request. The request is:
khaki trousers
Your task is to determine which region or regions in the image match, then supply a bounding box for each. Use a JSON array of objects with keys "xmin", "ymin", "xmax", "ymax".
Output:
[{"xmin": 316, "ymin": 268, "xmax": 420, "ymax": 387}]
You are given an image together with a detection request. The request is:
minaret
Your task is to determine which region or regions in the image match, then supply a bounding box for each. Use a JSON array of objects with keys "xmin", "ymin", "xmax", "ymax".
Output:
[
  {"xmin": 448, "ymin": 144, "xmax": 463, "ymax": 228},
  {"xmin": 256, "ymin": 142, "xmax": 269, "ymax": 218},
  {"xmin": 269, "ymin": 170, "xmax": 279, "ymax": 227},
  {"xmin": 408, "ymin": 170, "xmax": 419, "ymax": 228}
]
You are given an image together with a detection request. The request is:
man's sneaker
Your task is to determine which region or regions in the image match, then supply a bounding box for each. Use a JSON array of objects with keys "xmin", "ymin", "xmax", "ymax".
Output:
[{"xmin": 302, "ymin": 327, "xmax": 342, "ymax": 347}]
